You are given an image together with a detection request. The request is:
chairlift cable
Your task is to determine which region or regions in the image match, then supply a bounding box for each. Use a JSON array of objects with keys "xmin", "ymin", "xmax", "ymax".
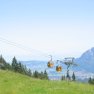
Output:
[{"xmin": 0, "ymin": 36, "xmax": 49, "ymax": 58}]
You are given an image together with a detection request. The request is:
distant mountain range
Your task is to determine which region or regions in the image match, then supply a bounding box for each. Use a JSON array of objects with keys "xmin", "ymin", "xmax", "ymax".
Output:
[
  {"xmin": 74, "ymin": 47, "xmax": 94, "ymax": 80},
  {"xmin": 21, "ymin": 47, "xmax": 94, "ymax": 80},
  {"xmin": 76, "ymin": 47, "xmax": 94, "ymax": 72}
]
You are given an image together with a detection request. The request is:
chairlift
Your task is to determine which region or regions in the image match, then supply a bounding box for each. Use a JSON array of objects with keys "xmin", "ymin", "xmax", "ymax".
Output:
[
  {"xmin": 56, "ymin": 66, "xmax": 62, "ymax": 72},
  {"xmin": 47, "ymin": 55, "xmax": 54, "ymax": 68},
  {"xmin": 56, "ymin": 60, "xmax": 62, "ymax": 72},
  {"xmin": 64, "ymin": 57, "xmax": 75, "ymax": 65}
]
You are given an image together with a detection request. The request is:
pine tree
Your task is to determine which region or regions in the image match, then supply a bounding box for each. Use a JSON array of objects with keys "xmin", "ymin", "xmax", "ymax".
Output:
[
  {"xmin": 44, "ymin": 70, "xmax": 48, "ymax": 80},
  {"xmin": 0, "ymin": 55, "xmax": 7, "ymax": 69},
  {"xmin": 88, "ymin": 77, "xmax": 92, "ymax": 84},
  {"xmin": 33, "ymin": 71, "xmax": 39, "ymax": 78},
  {"xmin": 27, "ymin": 69, "xmax": 32, "ymax": 77},
  {"xmin": 11, "ymin": 57, "xmax": 18, "ymax": 72},
  {"xmin": 40, "ymin": 72, "xmax": 44, "ymax": 79},
  {"xmin": 72, "ymin": 72, "xmax": 76, "ymax": 81},
  {"xmin": 17, "ymin": 62, "xmax": 23, "ymax": 73},
  {"xmin": 66, "ymin": 70, "xmax": 70, "ymax": 80},
  {"xmin": 61, "ymin": 75, "xmax": 65, "ymax": 80}
]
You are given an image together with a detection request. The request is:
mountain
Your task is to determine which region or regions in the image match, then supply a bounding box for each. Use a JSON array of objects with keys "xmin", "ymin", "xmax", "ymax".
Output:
[
  {"xmin": 21, "ymin": 60, "xmax": 48, "ymax": 72},
  {"xmin": 75, "ymin": 47, "xmax": 94, "ymax": 72},
  {"xmin": 74, "ymin": 47, "xmax": 94, "ymax": 79}
]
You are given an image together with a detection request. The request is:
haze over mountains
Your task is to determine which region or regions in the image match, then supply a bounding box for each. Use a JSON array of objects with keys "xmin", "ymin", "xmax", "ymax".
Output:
[{"xmin": 21, "ymin": 47, "xmax": 94, "ymax": 80}]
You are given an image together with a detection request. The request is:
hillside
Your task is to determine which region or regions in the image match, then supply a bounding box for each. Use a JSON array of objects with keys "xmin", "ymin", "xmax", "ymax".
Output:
[{"xmin": 0, "ymin": 70, "xmax": 94, "ymax": 94}]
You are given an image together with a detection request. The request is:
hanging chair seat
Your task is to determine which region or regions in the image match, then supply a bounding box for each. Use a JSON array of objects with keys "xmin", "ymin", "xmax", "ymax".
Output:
[
  {"xmin": 47, "ymin": 60, "xmax": 54, "ymax": 68},
  {"xmin": 56, "ymin": 66, "xmax": 62, "ymax": 72}
]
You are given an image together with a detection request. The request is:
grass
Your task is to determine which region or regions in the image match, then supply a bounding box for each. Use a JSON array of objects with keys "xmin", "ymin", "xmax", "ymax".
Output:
[{"xmin": 0, "ymin": 70, "xmax": 94, "ymax": 94}]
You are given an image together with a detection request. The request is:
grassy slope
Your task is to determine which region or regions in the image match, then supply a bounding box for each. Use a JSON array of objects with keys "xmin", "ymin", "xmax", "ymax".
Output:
[{"xmin": 0, "ymin": 70, "xmax": 94, "ymax": 94}]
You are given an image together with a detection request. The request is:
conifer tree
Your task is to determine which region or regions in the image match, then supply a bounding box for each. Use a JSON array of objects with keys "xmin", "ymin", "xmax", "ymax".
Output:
[
  {"xmin": 0, "ymin": 55, "xmax": 7, "ymax": 69},
  {"xmin": 33, "ymin": 71, "xmax": 39, "ymax": 78},
  {"xmin": 27, "ymin": 69, "xmax": 32, "ymax": 77},
  {"xmin": 61, "ymin": 75, "xmax": 65, "ymax": 80},
  {"xmin": 44, "ymin": 70, "xmax": 48, "ymax": 79},
  {"xmin": 66, "ymin": 70, "xmax": 70, "ymax": 80},
  {"xmin": 72, "ymin": 72, "xmax": 76, "ymax": 81},
  {"xmin": 12, "ymin": 57, "xmax": 18, "ymax": 72},
  {"xmin": 88, "ymin": 77, "xmax": 92, "ymax": 84}
]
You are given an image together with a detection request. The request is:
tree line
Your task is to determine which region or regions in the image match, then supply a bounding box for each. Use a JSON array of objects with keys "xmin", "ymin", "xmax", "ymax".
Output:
[
  {"xmin": 0, "ymin": 55, "xmax": 48, "ymax": 80},
  {"xmin": 1, "ymin": 55, "xmax": 93, "ymax": 83},
  {"xmin": 0, "ymin": 55, "xmax": 75, "ymax": 81},
  {"xmin": 61, "ymin": 72, "xmax": 76, "ymax": 81}
]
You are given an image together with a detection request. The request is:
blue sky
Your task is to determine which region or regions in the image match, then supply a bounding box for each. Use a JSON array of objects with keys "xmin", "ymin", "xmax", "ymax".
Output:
[{"xmin": 0, "ymin": 0, "xmax": 94, "ymax": 61}]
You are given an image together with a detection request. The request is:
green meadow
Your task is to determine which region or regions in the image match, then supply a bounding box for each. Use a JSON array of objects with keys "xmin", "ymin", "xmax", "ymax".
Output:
[{"xmin": 0, "ymin": 70, "xmax": 94, "ymax": 94}]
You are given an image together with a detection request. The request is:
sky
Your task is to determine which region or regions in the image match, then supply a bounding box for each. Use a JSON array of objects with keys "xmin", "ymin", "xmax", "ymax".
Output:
[{"xmin": 0, "ymin": 0, "xmax": 94, "ymax": 61}]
